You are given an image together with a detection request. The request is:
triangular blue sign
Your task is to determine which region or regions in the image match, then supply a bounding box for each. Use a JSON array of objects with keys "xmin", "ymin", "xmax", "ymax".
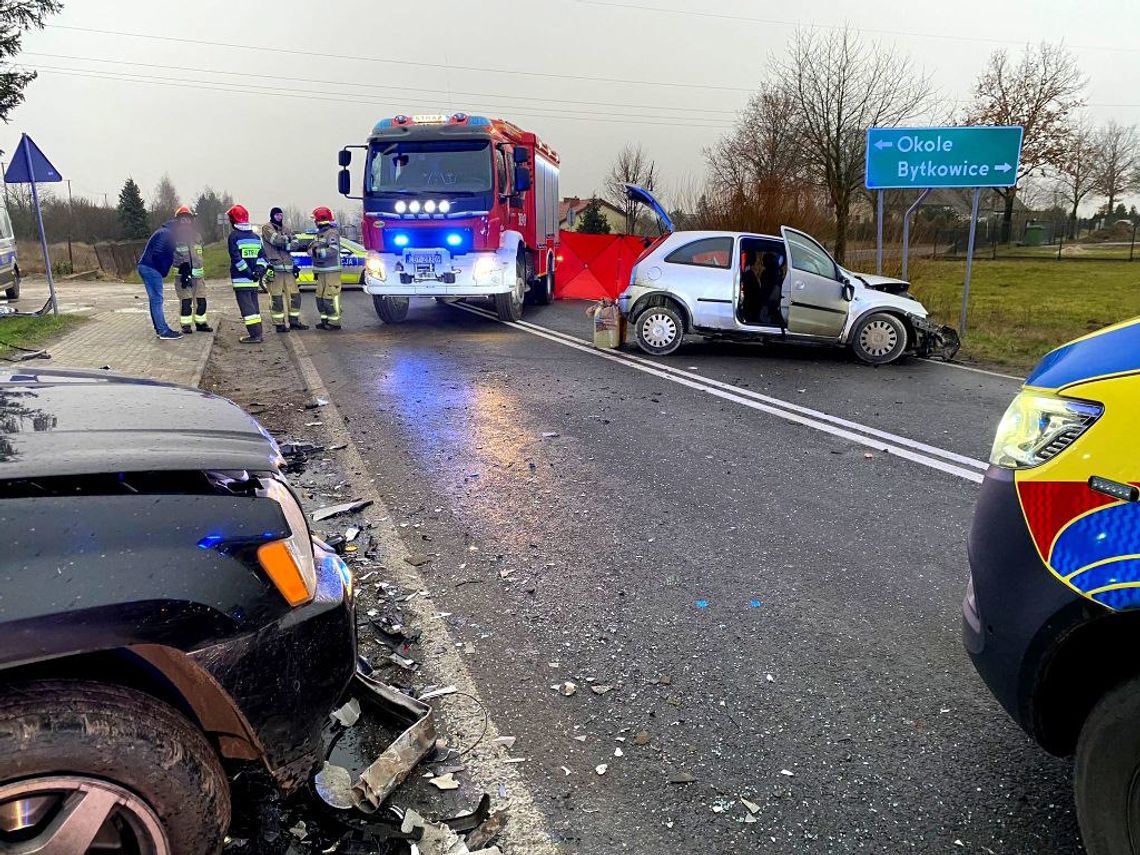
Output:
[{"xmin": 4, "ymin": 133, "xmax": 63, "ymax": 184}]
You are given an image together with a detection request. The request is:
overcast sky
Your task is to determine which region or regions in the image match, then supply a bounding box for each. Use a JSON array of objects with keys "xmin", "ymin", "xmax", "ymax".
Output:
[{"xmin": 3, "ymin": 0, "xmax": 1137, "ymax": 222}]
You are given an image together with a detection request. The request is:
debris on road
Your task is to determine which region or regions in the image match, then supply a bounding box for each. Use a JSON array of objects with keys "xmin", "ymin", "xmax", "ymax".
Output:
[
  {"xmin": 429, "ymin": 772, "xmax": 460, "ymax": 791},
  {"xmin": 634, "ymin": 731, "xmax": 651, "ymax": 746},
  {"xmin": 669, "ymin": 772, "xmax": 695, "ymax": 784},
  {"xmin": 312, "ymin": 498, "xmax": 374, "ymax": 521},
  {"xmin": 404, "ymin": 552, "xmax": 433, "ymax": 567},
  {"xmin": 590, "ymin": 684, "xmax": 614, "ymax": 695},
  {"xmin": 559, "ymin": 681, "xmax": 578, "ymax": 696},
  {"xmin": 741, "ymin": 797, "xmax": 761, "ymax": 814},
  {"xmin": 419, "ymin": 685, "xmax": 458, "ymax": 701},
  {"xmin": 780, "ymin": 769, "xmax": 796, "ymax": 777},
  {"xmin": 330, "ymin": 697, "xmax": 361, "ymax": 727},
  {"xmin": 466, "ymin": 810, "xmax": 508, "ymax": 851},
  {"xmin": 313, "ymin": 762, "xmax": 354, "ymax": 810},
  {"xmin": 595, "ymin": 764, "xmax": 608, "ymax": 775},
  {"xmin": 493, "ymin": 736, "xmax": 516, "ymax": 750},
  {"xmin": 345, "ymin": 525, "xmax": 361, "ymax": 541},
  {"xmin": 541, "ymin": 431, "xmax": 560, "ymax": 438},
  {"xmin": 304, "ymin": 397, "xmax": 329, "ymax": 409}
]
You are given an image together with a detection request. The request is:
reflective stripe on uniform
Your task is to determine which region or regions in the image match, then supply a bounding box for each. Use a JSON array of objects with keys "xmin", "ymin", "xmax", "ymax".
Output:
[
  {"xmin": 328, "ymin": 295, "xmax": 342, "ymax": 322},
  {"xmin": 193, "ymin": 312, "xmax": 208, "ymax": 323},
  {"xmin": 243, "ymin": 313, "xmax": 262, "ymax": 326},
  {"xmin": 191, "ymin": 267, "xmax": 205, "ymax": 278}
]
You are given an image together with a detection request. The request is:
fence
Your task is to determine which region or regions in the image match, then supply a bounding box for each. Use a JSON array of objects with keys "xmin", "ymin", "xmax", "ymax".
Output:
[
  {"xmin": 930, "ymin": 220, "xmax": 1137, "ymax": 262},
  {"xmin": 94, "ymin": 240, "xmax": 147, "ymax": 278}
]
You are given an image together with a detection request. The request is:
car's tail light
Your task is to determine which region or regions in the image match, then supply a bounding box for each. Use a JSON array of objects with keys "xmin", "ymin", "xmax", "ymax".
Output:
[
  {"xmin": 259, "ymin": 479, "xmax": 317, "ymax": 606},
  {"xmin": 989, "ymin": 391, "xmax": 1103, "ymax": 469}
]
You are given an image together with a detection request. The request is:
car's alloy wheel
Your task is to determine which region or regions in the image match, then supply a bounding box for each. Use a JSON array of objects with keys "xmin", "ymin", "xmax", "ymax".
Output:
[
  {"xmin": 640, "ymin": 310, "xmax": 678, "ymax": 350},
  {"xmin": 0, "ymin": 776, "xmax": 169, "ymax": 854}
]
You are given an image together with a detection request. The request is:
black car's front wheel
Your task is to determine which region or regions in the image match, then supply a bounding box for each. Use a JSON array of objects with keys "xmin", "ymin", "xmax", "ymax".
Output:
[
  {"xmin": 1076, "ymin": 676, "xmax": 1140, "ymax": 854},
  {"xmin": 0, "ymin": 681, "xmax": 230, "ymax": 855}
]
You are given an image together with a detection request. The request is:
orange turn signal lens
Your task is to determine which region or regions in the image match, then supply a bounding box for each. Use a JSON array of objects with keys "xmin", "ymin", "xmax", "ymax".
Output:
[{"xmin": 258, "ymin": 540, "xmax": 315, "ymax": 607}]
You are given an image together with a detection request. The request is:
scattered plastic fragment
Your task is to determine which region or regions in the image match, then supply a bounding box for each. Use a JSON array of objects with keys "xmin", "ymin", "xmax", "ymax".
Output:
[
  {"xmin": 419, "ymin": 686, "xmax": 458, "ymax": 701},
  {"xmin": 779, "ymin": 769, "xmax": 795, "ymax": 777},
  {"xmin": 345, "ymin": 526, "xmax": 360, "ymax": 541},
  {"xmin": 696, "ymin": 599, "xmax": 709, "ymax": 609},
  {"xmin": 494, "ymin": 736, "xmax": 516, "ymax": 750},
  {"xmin": 590, "ymin": 684, "xmax": 614, "ymax": 695},
  {"xmin": 560, "ymin": 681, "xmax": 577, "ymax": 697},
  {"xmin": 741, "ymin": 797, "xmax": 761, "ymax": 814},
  {"xmin": 404, "ymin": 553, "xmax": 433, "ymax": 567},
  {"xmin": 542, "ymin": 432, "xmax": 560, "ymax": 438},
  {"xmin": 766, "ymin": 674, "xmax": 775, "ymax": 683},
  {"xmin": 430, "ymin": 773, "xmax": 460, "ymax": 791},
  {"xmin": 573, "ymin": 735, "xmax": 587, "ymax": 742},
  {"xmin": 614, "ymin": 747, "xmax": 623, "ymax": 757},
  {"xmin": 330, "ymin": 698, "xmax": 361, "ymax": 727},
  {"xmin": 595, "ymin": 764, "xmax": 608, "ymax": 775},
  {"xmin": 466, "ymin": 810, "xmax": 508, "ymax": 851},
  {"xmin": 312, "ymin": 499, "xmax": 373, "ymax": 521},
  {"xmin": 313, "ymin": 761, "xmax": 354, "ymax": 810},
  {"xmin": 304, "ymin": 397, "xmax": 329, "ymax": 409}
]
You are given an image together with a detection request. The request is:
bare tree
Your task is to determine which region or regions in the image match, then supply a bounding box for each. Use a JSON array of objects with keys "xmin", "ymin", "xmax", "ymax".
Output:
[
  {"xmin": 706, "ymin": 88, "xmax": 809, "ymax": 195},
  {"xmin": 1093, "ymin": 121, "xmax": 1139, "ymax": 220},
  {"xmin": 604, "ymin": 143, "xmax": 658, "ymax": 234},
  {"xmin": 776, "ymin": 26, "xmax": 933, "ymax": 263},
  {"xmin": 1054, "ymin": 119, "xmax": 1101, "ymax": 238},
  {"xmin": 966, "ymin": 43, "xmax": 1085, "ymax": 242},
  {"xmin": 148, "ymin": 174, "xmax": 180, "ymax": 228}
]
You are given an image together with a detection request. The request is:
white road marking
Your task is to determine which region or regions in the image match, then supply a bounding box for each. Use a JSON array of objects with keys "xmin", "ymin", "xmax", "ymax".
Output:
[
  {"xmin": 453, "ymin": 303, "xmax": 986, "ymax": 484},
  {"xmin": 916, "ymin": 357, "xmax": 1024, "ymax": 382}
]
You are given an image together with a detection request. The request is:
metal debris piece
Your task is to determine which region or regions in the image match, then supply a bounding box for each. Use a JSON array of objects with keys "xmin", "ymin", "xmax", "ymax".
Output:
[
  {"xmin": 350, "ymin": 671, "xmax": 437, "ymax": 812},
  {"xmin": 590, "ymin": 684, "xmax": 614, "ymax": 695},
  {"xmin": 325, "ymin": 533, "xmax": 347, "ymax": 554},
  {"xmin": 312, "ymin": 499, "xmax": 374, "ymax": 522},
  {"xmin": 419, "ymin": 685, "xmax": 458, "ymax": 701},
  {"xmin": 465, "ymin": 810, "xmax": 508, "ymax": 850},
  {"xmin": 561, "ymin": 766, "xmax": 572, "ymax": 776},
  {"xmin": 330, "ymin": 697, "xmax": 361, "ymax": 727},
  {"xmin": 441, "ymin": 793, "xmax": 491, "ymax": 834},
  {"xmin": 314, "ymin": 762, "xmax": 355, "ymax": 810},
  {"xmin": 430, "ymin": 772, "xmax": 460, "ymax": 791},
  {"xmin": 595, "ymin": 764, "xmax": 608, "ymax": 776},
  {"xmin": 559, "ymin": 681, "xmax": 577, "ymax": 697},
  {"xmin": 741, "ymin": 797, "xmax": 761, "ymax": 815},
  {"xmin": 279, "ymin": 440, "xmax": 325, "ymax": 458},
  {"xmin": 388, "ymin": 652, "xmax": 419, "ymax": 671},
  {"xmin": 501, "ymin": 758, "xmax": 527, "ymax": 764}
]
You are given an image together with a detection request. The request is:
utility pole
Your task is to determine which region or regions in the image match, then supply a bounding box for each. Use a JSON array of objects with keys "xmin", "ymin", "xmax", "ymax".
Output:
[{"xmin": 66, "ymin": 179, "xmax": 74, "ymax": 269}]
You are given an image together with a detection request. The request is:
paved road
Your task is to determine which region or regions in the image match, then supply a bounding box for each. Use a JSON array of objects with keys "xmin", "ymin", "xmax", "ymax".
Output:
[{"xmin": 301, "ymin": 295, "xmax": 1080, "ymax": 854}]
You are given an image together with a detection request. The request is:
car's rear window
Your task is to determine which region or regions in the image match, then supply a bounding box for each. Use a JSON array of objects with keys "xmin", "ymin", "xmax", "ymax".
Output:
[{"xmin": 664, "ymin": 237, "xmax": 733, "ymax": 269}]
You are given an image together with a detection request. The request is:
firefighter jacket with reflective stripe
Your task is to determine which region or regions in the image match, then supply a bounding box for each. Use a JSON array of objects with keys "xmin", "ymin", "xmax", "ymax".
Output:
[
  {"xmin": 172, "ymin": 223, "xmax": 205, "ymax": 279},
  {"xmin": 261, "ymin": 222, "xmax": 295, "ymax": 270},
  {"xmin": 227, "ymin": 224, "xmax": 268, "ymax": 285},
  {"xmin": 309, "ymin": 223, "xmax": 342, "ymax": 272}
]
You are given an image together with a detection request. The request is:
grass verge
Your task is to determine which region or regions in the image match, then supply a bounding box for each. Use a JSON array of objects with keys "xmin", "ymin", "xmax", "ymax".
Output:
[{"xmin": 0, "ymin": 313, "xmax": 85, "ymax": 358}]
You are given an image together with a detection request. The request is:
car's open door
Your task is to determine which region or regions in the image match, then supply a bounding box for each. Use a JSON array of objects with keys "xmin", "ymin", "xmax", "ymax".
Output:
[{"xmin": 780, "ymin": 227, "xmax": 849, "ymax": 338}]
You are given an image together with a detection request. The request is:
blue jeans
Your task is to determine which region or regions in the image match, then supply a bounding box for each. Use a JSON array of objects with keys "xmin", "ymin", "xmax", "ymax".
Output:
[{"xmin": 138, "ymin": 264, "xmax": 172, "ymax": 334}]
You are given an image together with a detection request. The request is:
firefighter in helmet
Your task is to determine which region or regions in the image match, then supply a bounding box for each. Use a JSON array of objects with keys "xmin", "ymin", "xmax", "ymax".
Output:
[
  {"xmin": 225, "ymin": 204, "xmax": 269, "ymax": 344},
  {"xmin": 261, "ymin": 206, "xmax": 307, "ymax": 332},
  {"xmin": 309, "ymin": 206, "xmax": 343, "ymax": 330},
  {"xmin": 171, "ymin": 205, "xmax": 210, "ymax": 334}
]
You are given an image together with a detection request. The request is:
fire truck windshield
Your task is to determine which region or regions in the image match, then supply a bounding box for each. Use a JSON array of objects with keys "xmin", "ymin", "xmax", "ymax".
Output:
[{"xmin": 367, "ymin": 140, "xmax": 492, "ymax": 195}]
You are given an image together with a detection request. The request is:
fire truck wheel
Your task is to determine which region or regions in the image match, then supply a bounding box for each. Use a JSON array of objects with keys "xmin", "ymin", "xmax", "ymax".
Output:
[
  {"xmin": 494, "ymin": 262, "xmax": 525, "ymax": 322},
  {"xmin": 373, "ymin": 295, "xmax": 409, "ymax": 324},
  {"xmin": 531, "ymin": 259, "xmax": 554, "ymax": 306}
]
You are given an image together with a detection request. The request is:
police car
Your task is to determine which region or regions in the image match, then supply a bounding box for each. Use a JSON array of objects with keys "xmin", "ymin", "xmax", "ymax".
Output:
[
  {"xmin": 290, "ymin": 233, "xmax": 368, "ymax": 289},
  {"xmin": 964, "ymin": 318, "xmax": 1140, "ymax": 854},
  {"xmin": 0, "ymin": 206, "xmax": 19, "ymax": 300}
]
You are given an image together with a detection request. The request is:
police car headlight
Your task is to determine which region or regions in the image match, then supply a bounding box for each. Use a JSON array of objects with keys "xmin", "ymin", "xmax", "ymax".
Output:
[
  {"xmin": 990, "ymin": 391, "xmax": 1103, "ymax": 469},
  {"xmin": 365, "ymin": 252, "xmax": 386, "ymax": 280}
]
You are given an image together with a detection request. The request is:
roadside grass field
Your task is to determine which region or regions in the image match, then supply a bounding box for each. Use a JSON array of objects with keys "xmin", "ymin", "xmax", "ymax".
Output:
[
  {"xmin": 0, "ymin": 313, "xmax": 85, "ymax": 357},
  {"xmin": 907, "ymin": 259, "xmax": 1140, "ymax": 371},
  {"xmin": 125, "ymin": 242, "xmax": 231, "ymax": 284}
]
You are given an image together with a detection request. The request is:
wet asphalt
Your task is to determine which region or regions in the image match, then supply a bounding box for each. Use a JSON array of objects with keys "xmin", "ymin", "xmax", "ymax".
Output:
[{"xmin": 299, "ymin": 295, "xmax": 1080, "ymax": 854}]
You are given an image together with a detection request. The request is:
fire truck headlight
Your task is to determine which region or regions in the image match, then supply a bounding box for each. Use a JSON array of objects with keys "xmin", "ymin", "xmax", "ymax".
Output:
[
  {"xmin": 409, "ymin": 201, "xmax": 422, "ymax": 214},
  {"xmin": 424, "ymin": 200, "xmax": 437, "ymax": 213},
  {"xmin": 439, "ymin": 200, "xmax": 451, "ymax": 214},
  {"xmin": 365, "ymin": 252, "xmax": 386, "ymax": 280},
  {"xmin": 473, "ymin": 257, "xmax": 499, "ymax": 281},
  {"xmin": 394, "ymin": 200, "xmax": 407, "ymax": 214}
]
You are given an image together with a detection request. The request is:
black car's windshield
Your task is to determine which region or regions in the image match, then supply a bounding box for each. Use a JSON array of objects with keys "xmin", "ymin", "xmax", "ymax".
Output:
[{"xmin": 367, "ymin": 140, "xmax": 492, "ymax": 195}]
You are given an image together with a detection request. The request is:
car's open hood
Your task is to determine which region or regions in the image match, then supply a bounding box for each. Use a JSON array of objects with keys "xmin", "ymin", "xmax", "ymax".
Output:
[
  {"xmin": 624, "ymin": 184, "xmax": 673, "ymax": 232},
  {"xmin": 846, "ymin": 270, "xmax": 911, "ymax": 295},
  {"xmin": 0, "ymin": 368, "xmax": 281, "ymax": 479}
]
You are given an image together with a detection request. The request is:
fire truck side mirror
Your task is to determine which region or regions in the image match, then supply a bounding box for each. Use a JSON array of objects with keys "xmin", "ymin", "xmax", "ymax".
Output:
[
  {"xmin": 514, "ymin": 166, "xmax": 531, "ymax": 193},
  {"xmin": 338, "ymin": 149, "xmax": 352, "ymax": 167},
  {"xmin": 337, "ymin": 169, "xmax": 351, "ymax": 196},
  {"xmin": 513, "ymin": 147, "xmax": 528, "ymax": 164}
]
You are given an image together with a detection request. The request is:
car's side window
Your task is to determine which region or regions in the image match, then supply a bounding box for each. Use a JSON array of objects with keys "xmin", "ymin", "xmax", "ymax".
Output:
[
  {"xmin": 786, "ymin": 233, "xmax": 838, "ymax": 279},
  {"xmin": 664, "ymin": 237, "xmax": 734, "ymax": 269}
]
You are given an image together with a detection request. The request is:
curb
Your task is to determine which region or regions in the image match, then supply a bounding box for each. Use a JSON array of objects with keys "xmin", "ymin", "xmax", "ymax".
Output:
[{"xmin": 189, "ymin": 328, "xmax": 216, "ymax": 389}]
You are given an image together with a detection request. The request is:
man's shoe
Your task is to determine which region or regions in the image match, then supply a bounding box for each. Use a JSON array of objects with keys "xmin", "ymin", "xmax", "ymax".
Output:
[
  {"xmin": 239, "ymin": 335, "xmax": 263, "ymax": 345},
  {"xmin": 315, "ymin": 321, "xmax": 330, "ymax": 330},
  {"xmin": 327, "ymin": 324, "xmax": 342, "ymax": 331},
  {"xmin": 290, "ymin": 321, "xmax": 310, "ymax": 330},
  {"xmin": 195, "ymin": 323, "xmax": 213, "ymax": 332},
  {"xmin": 156, "ymin": 330, "xmax": 183, "ymax": 341},
  {"xmin": 275, "ymin": 324, "xmax": 289, "ymax": 333},
  {"xmin": 181, "ymin": 324, "xmax": 193, "ymax": 334}
]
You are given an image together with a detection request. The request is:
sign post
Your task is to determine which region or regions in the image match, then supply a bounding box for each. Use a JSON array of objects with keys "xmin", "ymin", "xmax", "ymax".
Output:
[
  {"xmin": 865, "ymin": 125, "xmax": 1022, "ymax": 336},
  {"xmin": 3, "ymin": 134, "xmax": 64, "ymax": 315}
]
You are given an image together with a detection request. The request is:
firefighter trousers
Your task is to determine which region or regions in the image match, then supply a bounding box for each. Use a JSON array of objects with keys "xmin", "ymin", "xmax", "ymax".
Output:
[
  {"xmin": 314, "ymin": 270, "xmax": 342, "ymax": 328},
  {"xmin": 232, "ymin": 284, "xmax": 263, "ymax": 341},
  {"xmin": 176, "ymin": 277, "xmax": 208, "ymax": 329},
  {"xmin": 268, "ymin": 268, "xmax": 302, "ymax": 327}
]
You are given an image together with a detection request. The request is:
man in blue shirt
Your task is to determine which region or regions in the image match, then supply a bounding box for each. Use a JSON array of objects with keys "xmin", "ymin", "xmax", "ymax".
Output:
[{"xmin": 137, "ymin": 219, "xmax": 182, "ymax": 340}]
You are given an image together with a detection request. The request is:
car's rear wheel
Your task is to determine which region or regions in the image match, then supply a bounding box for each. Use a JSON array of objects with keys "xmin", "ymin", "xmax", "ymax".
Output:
[
  {"xmin": 1075, "ymin": 675, "xmax": 1140, "ymax": 854},
  {"xmin": 0, "ymin": 680, "xmax": 230, "ymax": 855},
  {"xmin": 634, "ymin": 304, "xmax": 684, "ymax": 356},
  {"xmin": 373, "ymin": 294, "xmax": 409, "ymax": 324},
  {"xmin": 494, "ymin": 260, "xmax": 525, "ymax": 322},
  {"xmin": 851, "ymin": 312, "xmax": 908, "ymax": 365},
  {"xmin": 5, "ymin": 269, "xmax": 19, "ymax": 301}
]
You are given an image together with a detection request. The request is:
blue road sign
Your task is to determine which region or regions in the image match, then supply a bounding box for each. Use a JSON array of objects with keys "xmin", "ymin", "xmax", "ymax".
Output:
[
  {"xmin": 865, "ymin": 126, "xmax": 1023, "ymax": 190},
  {"xmin": 4, "ymin": 133, "xmax": 63, "ymax": 184}
]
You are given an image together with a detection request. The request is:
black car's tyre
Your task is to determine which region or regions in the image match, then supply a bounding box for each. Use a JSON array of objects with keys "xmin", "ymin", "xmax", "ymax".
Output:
[
  {"xmin": 373, "ymin": 294, "xmax": 409, "ymax": 324},
  {"xmin": 634, "ymin": 303, "xmax": 684, "ymax": 356},
  {"xmin": 1075, "ymin": 675, "xmax": 1140, "ymax": 854},
  {"xmin": 0, "ymin": 680, "xmax": 229, "ymax": 854},
  {"xmin": 851, "ymin": 312, "xmax": 908, "ymax": 365},
  {"xmin": 494, "ymin": 260, "xmax": 525, "ymax": 322}
]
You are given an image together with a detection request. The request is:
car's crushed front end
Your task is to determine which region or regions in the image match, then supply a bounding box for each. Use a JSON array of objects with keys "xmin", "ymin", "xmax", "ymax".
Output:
[{"xmin": 843, "ymin": 271, "xmax": 960, "ymax": 360}]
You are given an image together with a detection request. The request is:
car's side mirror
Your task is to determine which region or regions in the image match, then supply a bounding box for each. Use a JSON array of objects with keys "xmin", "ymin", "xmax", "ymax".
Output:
[
  {"xmin": 842, "ymin": 282, "xmax": 855, "ymax": 302},
  {"xmin": 337, "ymin": 169, "xmax": 351, "ymax": 196},
  {"xmin": 514, "ymin": 165, "xmax": 531, "ymax": 193},
  {"xmin": 338, "ymin": 149, "xmax": 352, "ymax": 167}
]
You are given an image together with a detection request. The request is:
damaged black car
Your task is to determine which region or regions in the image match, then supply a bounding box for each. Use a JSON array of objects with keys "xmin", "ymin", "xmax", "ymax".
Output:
[{"xmin": 0, "ymin": 368, "xmax": 356, "ymax": 854}]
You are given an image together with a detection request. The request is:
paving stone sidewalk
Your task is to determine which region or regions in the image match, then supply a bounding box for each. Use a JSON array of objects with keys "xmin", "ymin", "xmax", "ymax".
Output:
[{"xmin": 12, "ymin": 277, "xmax": 236, "ymax": 387}]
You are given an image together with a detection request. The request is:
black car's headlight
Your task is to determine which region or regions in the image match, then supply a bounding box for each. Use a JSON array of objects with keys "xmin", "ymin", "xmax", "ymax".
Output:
[{"xmin": 989, "ymin": 391, "xmax": 1103, "ymax": 469}]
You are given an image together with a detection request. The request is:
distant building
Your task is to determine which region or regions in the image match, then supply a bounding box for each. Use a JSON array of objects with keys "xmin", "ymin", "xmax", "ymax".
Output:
[{"xmin": 559, "ymin": 197, "xmax": 626, "ymax": 233}]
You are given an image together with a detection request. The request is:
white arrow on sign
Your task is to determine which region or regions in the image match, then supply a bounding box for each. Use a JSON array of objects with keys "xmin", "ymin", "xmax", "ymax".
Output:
[
  {"xmin": 874, "ymin": 139, "xmax": 894, "ymax": 150},
  {"xmin": 993, "ymin": 163, "xmax": 1012, "ymax": 173}
]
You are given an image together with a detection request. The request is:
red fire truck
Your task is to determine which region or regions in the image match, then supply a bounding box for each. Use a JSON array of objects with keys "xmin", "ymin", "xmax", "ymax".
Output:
[{"xmin": 337, "ymin": 113, "xmax": 560, "ymax": 322}]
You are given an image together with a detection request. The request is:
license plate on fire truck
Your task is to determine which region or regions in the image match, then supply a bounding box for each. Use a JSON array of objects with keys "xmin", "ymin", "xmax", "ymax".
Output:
[{"xmin": 405, "ymin": 250, "xmax": 450, "ymax": 279}]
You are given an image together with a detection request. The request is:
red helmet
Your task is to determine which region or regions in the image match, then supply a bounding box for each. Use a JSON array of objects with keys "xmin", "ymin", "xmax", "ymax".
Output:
[
  {"xmin": 174, "ymin": 205, "xmax": 194, "ymax": 219},
  {"xmin": 226, "ymin": 204, "xmax": 249, "ymax": 225},
  {"xmin": 312, "ymin": 206, "xmax": 334, "ymax": 224}
]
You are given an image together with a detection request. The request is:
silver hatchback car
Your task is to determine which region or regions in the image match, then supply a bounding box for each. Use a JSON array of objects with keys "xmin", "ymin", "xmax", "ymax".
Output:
[{"xmin": 617, "ymin": 185, "xmax": 958, "ymax": 365}]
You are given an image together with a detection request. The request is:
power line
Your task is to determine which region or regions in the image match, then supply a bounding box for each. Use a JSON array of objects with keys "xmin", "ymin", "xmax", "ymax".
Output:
[
  {"xmin": 22, "ymin": 51, "xmax": 743, "ymax": 118},
  {"xmin": 29, "ymin": 66, "xmax": 733, "ymax": 131},
  {"xmin": 573, "ymin": 0, "xmax": 1140, "ymax": 54},
  {"xmin": 44, "ymin": 23, "xmax": 756, "ymax": 93}
]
